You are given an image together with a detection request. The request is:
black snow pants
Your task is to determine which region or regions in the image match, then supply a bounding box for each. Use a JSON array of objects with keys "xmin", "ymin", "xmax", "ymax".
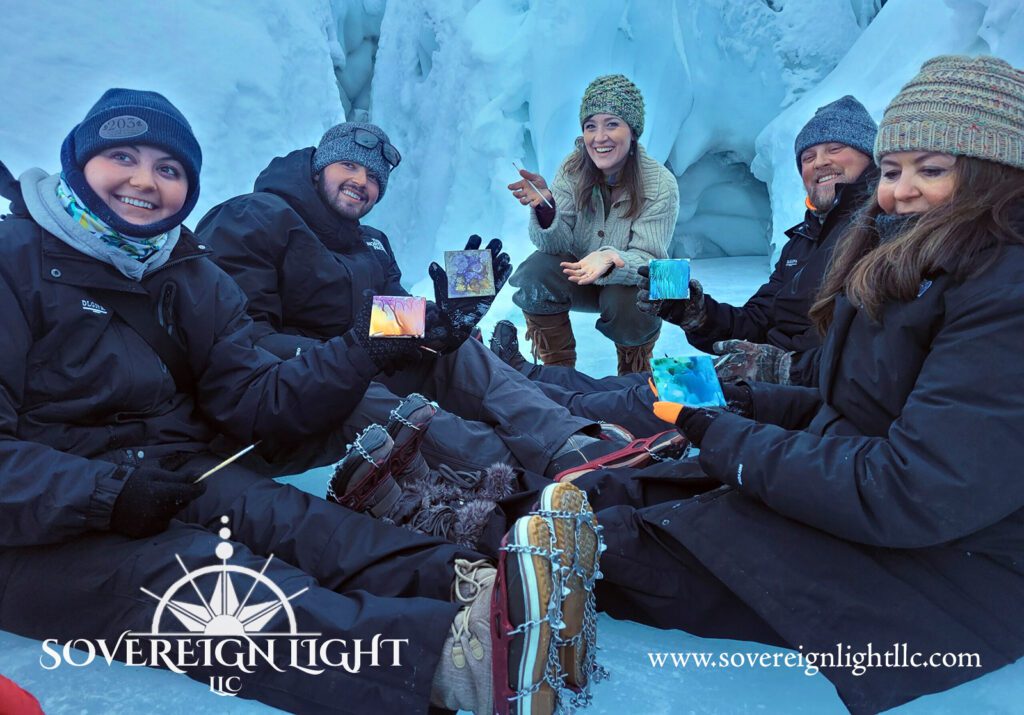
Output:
[{"xmin": 0, "ymin": 452, "xmax": 476, "ymax": 714}]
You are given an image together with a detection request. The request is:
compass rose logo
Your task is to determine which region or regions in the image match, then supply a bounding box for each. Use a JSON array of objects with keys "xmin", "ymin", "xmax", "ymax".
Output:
[{"xmin": 141, "ymin": 516, "xmax": 308, "ymax": 636}]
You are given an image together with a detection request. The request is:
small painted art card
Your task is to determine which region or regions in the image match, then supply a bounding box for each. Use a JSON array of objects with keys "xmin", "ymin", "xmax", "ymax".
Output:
[
  {"xmin": 648, "ymin": 259, "xmax": 690, "ymax": 300},
  {"xmin": 445, "ymin": 249, "xmax": 496, "ymax": 298},
  {"xmin": 650, "ymin": 355, "xmax": 726, "ymax": 408},
  {"xmin": 369, "ymin": 295, "xmax": 426, "ymax": 338}
]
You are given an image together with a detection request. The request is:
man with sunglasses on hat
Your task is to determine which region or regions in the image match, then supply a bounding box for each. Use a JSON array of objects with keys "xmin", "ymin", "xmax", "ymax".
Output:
[{"xmin": 197, "ymin": 121, "xmax": 670, "ymax": 482}]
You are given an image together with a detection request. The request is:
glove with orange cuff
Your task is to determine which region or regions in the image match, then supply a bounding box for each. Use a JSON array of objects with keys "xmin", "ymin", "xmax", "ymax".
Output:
[
  {"xmin": 650, "ymin": 380, "xmax": 753, "ymax": 447},
  {"xmin": 652, "ymin": 401, "xmax": 719, "ymax": 448}
]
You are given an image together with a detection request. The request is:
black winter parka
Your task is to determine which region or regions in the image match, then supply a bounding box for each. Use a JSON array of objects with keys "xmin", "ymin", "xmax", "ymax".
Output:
[
  {"xmin": 685, "ymin": 168, "xmax": 876, "ymax": 385},
  {"xmin": 0, "ymin": 176, "xmax": 379, "ymax": 547},
  {"xmin": 195, "ymin": 148, "xmax": 407, "ymax": 359},
  {"xmin": 650, "ymin": 224, "xmax": 1024, "ymax": 712}
]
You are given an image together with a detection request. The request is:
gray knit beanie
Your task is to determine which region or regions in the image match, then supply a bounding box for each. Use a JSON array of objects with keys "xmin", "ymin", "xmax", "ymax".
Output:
[
  {"xmin": 579, "ymin": 74, "xmax": 645, "ymax": 138},
  {"xmin": 794, "ymin": 95, "xmax": 877, "ymax": 170},
  {"xmin": 312, "ymin": 122, "xmax": 396, "ymax": 197},
  {"xmin": 875, "ymin": 55, "xmax": 1024, "ymax": 170}
]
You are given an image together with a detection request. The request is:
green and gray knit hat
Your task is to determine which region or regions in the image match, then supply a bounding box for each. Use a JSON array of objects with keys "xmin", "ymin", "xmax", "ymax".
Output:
[
  {"xmin": 579, "ymin": 74, "xmax": 645, "ymax": 137},
  {"xmin": 875, "ymin": 54, "xmax": 1024, "ymax": 170}
]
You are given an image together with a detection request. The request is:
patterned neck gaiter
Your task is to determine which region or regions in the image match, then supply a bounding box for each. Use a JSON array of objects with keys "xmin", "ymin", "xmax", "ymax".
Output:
[{"xmin": 56, "ymin": 174, "xmax": 169, "ymax": 262}]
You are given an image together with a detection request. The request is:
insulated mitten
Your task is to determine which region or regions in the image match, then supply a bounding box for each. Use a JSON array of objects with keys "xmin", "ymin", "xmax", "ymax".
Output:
[{"xmin": 110, "ymin": 466, "xmax": 206, "ymax": 538}]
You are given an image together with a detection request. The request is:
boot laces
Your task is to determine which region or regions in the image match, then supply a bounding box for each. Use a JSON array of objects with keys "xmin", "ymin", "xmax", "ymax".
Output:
[{"xmin": 449, "ymin": 559, "xmax": 495, "ymax": 668}]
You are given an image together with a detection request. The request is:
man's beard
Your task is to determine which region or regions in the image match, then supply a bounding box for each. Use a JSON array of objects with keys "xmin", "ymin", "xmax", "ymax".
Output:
[
  {"xmin": 807, "ymin": 175, "xmax": 842, "ymax": 211},
  {"xmin": 317, "ymin": 173, "xmax": 369, "ymax": 220}
]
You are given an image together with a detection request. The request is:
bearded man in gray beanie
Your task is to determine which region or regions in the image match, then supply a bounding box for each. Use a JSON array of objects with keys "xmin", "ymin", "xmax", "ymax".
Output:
[
  {"xmin": 196, "ymin": 121, "xmax": 671, "ymax": 509},
  {"xmin": 633, "ymin": 94, "xmax": 879, "ymax": 387}
]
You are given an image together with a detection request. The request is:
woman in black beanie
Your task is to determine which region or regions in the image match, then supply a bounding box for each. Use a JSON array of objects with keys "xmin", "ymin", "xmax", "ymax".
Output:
[{"xmin": 0, "ymin": 88, "xmax": 601, "ymax": 715}]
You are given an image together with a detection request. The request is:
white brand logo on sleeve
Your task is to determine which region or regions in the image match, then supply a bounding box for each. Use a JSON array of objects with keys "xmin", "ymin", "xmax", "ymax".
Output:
[
  {"xmin": 365, "ymin": 237, "xmax": 387, "ymax": 252},
  {"xmin": 785, "ymin": 259, "xmax": 799, "ymax": 267}
]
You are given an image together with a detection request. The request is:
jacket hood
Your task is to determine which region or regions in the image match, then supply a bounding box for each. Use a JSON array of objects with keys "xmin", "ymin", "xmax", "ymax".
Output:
[{"xmin": 253, "ymin": 147, "xmax": 358, "ymax": 239}]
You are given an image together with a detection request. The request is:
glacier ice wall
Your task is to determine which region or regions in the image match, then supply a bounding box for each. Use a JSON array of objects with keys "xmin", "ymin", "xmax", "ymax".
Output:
[
  {"xmin": 369, "ymin": 0, "xmax": 870, "ymax": 271},
  {"xmin": 0, "ymin": 0, "xmax": 345, "ymax": 225},
  {"xmin": 2, "ymin": 0, "xmax": 1023, "ymax": 280}
]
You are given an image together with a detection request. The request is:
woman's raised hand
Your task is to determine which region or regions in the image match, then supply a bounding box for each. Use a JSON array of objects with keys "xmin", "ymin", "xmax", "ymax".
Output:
[{"xmin": 507, "ymin": 168, "xmax": 553, "ymax": 207}]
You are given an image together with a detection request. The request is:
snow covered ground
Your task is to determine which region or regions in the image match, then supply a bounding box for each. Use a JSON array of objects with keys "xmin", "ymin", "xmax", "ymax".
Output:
[{"xmin": 3, "ymin": 257, "xmax": 1022, "ymax": 713}]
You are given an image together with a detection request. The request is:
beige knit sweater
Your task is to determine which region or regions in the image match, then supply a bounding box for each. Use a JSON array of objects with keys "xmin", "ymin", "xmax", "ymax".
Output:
[{"xmin": 527, "ymin": 145, "xmax": 679, "ymax": 285}]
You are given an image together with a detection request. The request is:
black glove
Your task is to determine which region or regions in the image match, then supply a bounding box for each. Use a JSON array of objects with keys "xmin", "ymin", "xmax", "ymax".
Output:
[
  {"xmin": 347, "ymin": 289, "xmax": 425, "ymax": 374},
  {"xmin": 426, "ymin": 235, "xmax": 512, "ymax": 354},
  {"xmin": 636, "ymin": 265, "xmax": 707, "ymax": 330},
  {"xmin": 722, "ymin": 382, "xmax": 754, "ymax": 417},
  {"xmin": 110, "ymin": 466, "xmax": 206, "ymax": 538},
  {"xmin": 653, "ymin": 403, "xmax": 719, "ymax": 448}
]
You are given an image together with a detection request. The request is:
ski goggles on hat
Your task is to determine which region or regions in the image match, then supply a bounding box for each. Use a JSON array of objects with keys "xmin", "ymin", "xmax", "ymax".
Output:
[{"xmin": 349, "ymin": 128, "xmax": 402, "ymax": 168}]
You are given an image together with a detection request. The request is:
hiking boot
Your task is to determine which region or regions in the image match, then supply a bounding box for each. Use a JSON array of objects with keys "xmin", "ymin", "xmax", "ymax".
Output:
[
  {"xmin": 545, "ymin": 432, "xmax": 617, "ymax": 479},
  {"xmin": 384, "ymin": 393, "xmax": 437, "ymax": 485},
  {"xmin": 523, "ymin": 312, "xmax": 576, "ymax": 368},
  {"xmin": 430, "ymin": 558, "xmax": 498, "ymax": 712},
  {"xmin": 615, "ymin": 329, "xmax": 660, "ymax": 375},
  {"xmin": 326, "ymin": 424, "xmax": 401, "ymax": 517},
  {"xmin": 536, "ymin": 483, "xmax": 604, "ymax": 695},
  {"xmin": 492, "ymin": 514, "xmax": 580, "ymax": 714},
  {"xmin": 554, "ymin": 429, "xmax": 690, "ymax": 483},
  {"xmin": 489, "ymin": 319, "xmax": 528, "ymax": 371}
]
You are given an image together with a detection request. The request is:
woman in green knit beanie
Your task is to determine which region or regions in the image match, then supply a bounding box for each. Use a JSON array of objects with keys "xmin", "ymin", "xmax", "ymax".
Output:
[{"xmin": 506, "ymin": 74, "xmax": 680, "ymax": 375}]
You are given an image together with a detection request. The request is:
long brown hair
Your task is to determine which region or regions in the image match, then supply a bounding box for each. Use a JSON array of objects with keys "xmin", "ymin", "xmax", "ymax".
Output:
[
  {"xmin": 564, "ymin": 135, "xmax": 646, "ymax": 220},
  {"xmin": 809, "ymin": 157, "xmax": 1024, "ymax": 334}
]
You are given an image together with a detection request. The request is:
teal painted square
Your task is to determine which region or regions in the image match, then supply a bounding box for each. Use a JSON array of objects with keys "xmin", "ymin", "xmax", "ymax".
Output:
[
  {"xmin": 648, "ymin": 259, "xmax": 690, "ymax": 300},
  {"xmin": 651, "ymin": 355, "xmax": 726, "ymax": 407}
]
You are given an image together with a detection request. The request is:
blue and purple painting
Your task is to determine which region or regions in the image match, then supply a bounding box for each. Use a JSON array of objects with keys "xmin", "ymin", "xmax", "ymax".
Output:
[{"xmin": 445, "ymin": 249, "xmax": 496, "ymax": 298}]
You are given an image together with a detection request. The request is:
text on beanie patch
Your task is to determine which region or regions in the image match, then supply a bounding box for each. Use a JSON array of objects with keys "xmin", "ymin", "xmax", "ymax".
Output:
[{"xmin": 98, "ymin": 116, "xmax": 149, "ymax": 140}]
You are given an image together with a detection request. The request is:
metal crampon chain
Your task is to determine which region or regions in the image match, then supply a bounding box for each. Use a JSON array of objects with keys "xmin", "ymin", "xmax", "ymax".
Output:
[
  {"xmin": 568, "ymin": 509, "xmax": 608, "ymax": 710},
  {"xmin": 387, "ymin": 393, "xmax": 439, "ymax": 432},
  {"xmin": 326, "ymin": 425, "xmax": 385, "ymax": 503},
  {"xmin": 501, "ymin": 537, "xmax": 575, "ymax": 710},
  {"xmin": 507, "ymin": 501, "xmax": 610, "ymax": 713}
]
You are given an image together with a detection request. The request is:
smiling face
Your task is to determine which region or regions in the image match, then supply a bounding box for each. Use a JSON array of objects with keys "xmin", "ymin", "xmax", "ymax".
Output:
[
  {"xmin": 876, "ymin": 151, "xmax": 958, "ymax": 215},
  {"xmin": 316, "ymin": 160, "xmax": 380, "ymax": 220},
  {"xmin": 799, "ymin": 142, "xmax": 872, "ymax": 210},
  {"xmin": 582, "ymin": 113, "xmax": 634, "ymax": 177},
  {"xmin": 82, "ymin": 145, "xmax": 188, "ymax": 226}
]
